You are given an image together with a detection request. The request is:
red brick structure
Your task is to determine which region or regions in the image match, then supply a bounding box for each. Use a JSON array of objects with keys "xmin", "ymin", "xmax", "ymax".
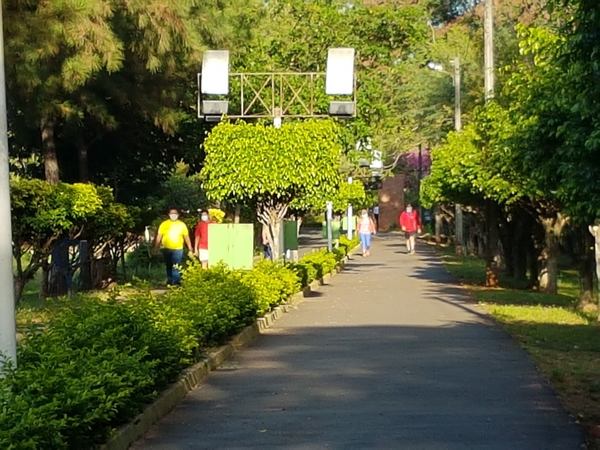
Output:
[{"xmin": 377, "ymin": 174, "xmax": 406, "ymax": 231}]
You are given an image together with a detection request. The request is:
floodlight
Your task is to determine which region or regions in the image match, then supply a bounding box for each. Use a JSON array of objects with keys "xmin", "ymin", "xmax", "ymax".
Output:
[
  {"xmin": 201, "ymin": 50, "xmax": 229, "ymax": 95},
  {"xmin": 329, "ymin": 101, "xmax": 355, "ymax": 116},
  {"xmin": 202, "ymin": 100, "xmax": 228, "ymax": 115},
  {"xmin": 426, "ymin": 61, "xmax": 444, "ymax": 72},
  {"xmin": 326, "ymin": 48, "xmax": 355, "ymax": 95}
]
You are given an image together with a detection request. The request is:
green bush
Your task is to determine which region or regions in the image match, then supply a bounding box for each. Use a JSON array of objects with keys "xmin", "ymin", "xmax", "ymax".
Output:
[
  {"xmin": 289, "ymin": 260, "xmax": 318, "ymax": 287},
  {"xmin": 241, "ymin": 260, "xmax": 300, "ymax": 315},
  {"xmin": 170, "ymin": 263, "xmax": 259, "ymax": 345},
  {"xmin": 0, "ymin": 298, "xmax": 183, "ymax": 449},
  {"xmin": 1, "ymin": 243, "xmax": 351, "ymax": 448}
]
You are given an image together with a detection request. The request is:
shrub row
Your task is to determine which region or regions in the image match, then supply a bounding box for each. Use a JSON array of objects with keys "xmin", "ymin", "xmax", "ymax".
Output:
[
  {"xmin": 0, "ymin": 239, "xmax": 358, "ymax": 449},
  {"xmin": 290, "ymin": 235, "xmax": 359, "ymax": 287}
]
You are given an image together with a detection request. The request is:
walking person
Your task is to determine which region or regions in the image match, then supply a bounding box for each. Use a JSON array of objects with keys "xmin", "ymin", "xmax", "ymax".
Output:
[
  {"xmin": 194, "ymin": 210, "xmax": 212, "ymax": 269},
  {"xmin": 373, "ymin": 205, "xmax": 380, "ymax": 231},
  {"xmin": 358, "ymin": 209, "xmax": 377, "ymax": 257},
  {"xmin": 154, "ymin": 207, "xmax": 193, "ymax": 285},
  {"xmin": 261, "ymin": 223, "xmax": 273, "ymax": 260},
  {"xmin": 399, "ymin": 203, "xmax": 422, "ymax": 255}
]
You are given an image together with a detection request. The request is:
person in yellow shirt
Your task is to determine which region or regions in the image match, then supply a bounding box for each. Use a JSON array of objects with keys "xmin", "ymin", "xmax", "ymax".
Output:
[{"xmin": 154, "ymin": 208, "xmax": 193, "ymax": 285}]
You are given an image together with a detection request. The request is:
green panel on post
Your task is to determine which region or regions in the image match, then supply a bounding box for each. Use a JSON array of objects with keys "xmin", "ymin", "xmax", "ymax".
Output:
[
  {"xmin": 284, "ymin": 220, "xmax": 298, "ymax": 251},
  {"xmin": 208, "ymin": 224, "xmax": 254, "ymax": 269}
]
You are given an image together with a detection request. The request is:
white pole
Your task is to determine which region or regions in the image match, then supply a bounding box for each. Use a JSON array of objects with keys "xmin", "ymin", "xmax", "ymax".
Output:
[
  {"xmin": 453, "ymin": 57, "xmax": 464, "ymax": 255},
  {"xmin": 484, "ymin": 0, "xmax": 495, "ymax": 100},
  {"xmin": 347, "ymin": 204, "xmax": 353, "ymax": 240},
  {"xmin": 0, "ymin": 2, "xmax": 17, "ymax": 367},
  {"xmin": 326, "ymin": 201, "xmax": 333, "ymax": 252},
  {"xmin": 347, "ymin": 177, "xmax": 353, "ymax": 240}
]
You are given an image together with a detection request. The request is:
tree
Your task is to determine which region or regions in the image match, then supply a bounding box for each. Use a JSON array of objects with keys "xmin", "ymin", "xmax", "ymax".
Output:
[
  {"xmin": 201, "ymin": 120, "xmax": 342, "ymax": 259},
  {"xmin": 10, "ymin": 179, "xmax": 103, "ymax": 300},
  {"xmin": 4, "ymin": 0, "xmax": 248, "ymax": 184},
  {"xmin": 331, "ymin": 179, "xmax": 368, "ymax": 214}
]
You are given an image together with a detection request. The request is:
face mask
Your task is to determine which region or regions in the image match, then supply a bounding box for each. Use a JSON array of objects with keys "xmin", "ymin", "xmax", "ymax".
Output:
[
  {"xmin": 169, "ymin": 213, "xmax": 178, "ymax": 221},
  {"xmin": 406, "ymin": 208, "xmax": 413, "ymax": 213},
  {"xmin": 201, "ymin": 215, "xmax": 209, "ymax": 222}
]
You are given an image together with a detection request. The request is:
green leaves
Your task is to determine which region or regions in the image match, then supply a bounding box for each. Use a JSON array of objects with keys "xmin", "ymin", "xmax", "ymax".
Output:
[{"xmin": 201, "ymin": 119, "xmax": 342, "ymax": 208}]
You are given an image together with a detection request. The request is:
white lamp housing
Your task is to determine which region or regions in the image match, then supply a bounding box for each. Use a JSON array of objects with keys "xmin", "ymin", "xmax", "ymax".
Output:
[
  {"xmin": 326, "ymin": 48, "xmax": 355, "ymax": 95},
  {"xmin": 201, "ymin": 50, "xmax": 230, "ymax": 95}
]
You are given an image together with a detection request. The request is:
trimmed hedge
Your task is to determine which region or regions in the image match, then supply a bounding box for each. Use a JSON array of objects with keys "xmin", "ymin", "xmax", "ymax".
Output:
[
  {"xmin": 290, "ymin": 236, "xmax": 359, "ymax": 287},
  {"xmin": 1, "ymin": 240, "xmax": 358, "ymax": 449}
]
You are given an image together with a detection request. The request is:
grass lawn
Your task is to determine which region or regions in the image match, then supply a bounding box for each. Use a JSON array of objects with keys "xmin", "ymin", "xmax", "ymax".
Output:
[{"xmin": 440, "ymin": 248, "xmax": 600, "ymax": 447}]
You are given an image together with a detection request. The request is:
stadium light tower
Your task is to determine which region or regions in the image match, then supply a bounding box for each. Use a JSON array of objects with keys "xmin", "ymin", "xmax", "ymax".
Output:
[{"xmin": 198, "ymin": 48, "xmax": 356, "ymax": 121}]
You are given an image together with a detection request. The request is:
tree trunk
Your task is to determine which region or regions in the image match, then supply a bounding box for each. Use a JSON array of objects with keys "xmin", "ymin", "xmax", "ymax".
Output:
[
  {"xmin": 77, "ymin": 137, "xmax": 89, "ymax": 182},
  {"xmin": 257, "ymin": 201, "xmax": 288, "ymax": 261},
  {"xmin": 499, "ymin": 213, "xmax": 514, "ymax": 278},
  {"xmin": 484, "ymin": 200, "xmax": 501, "ymax": 288},
  {"xmin": 434, "ymin": 205, "xmax": 443, "ymax": 244},
  {"xmin": 14, "ymin": 278, "xmax": 26, "ymax": 304},
  {"xmin": 527, "ymin": 237, "xmax": 539, "ymax": 289},
  {"xmin": 234, "ymin": 205, "xmax": 241, "ymax": 224},
  {"xmin": 40, "ymin": 262, "xmax": 50, "ymax": 299},
  {"xmin": 538, "ymin": 213, "xmax": 568, "ymax": 295},
  {"xmin": 511, "ymin": 208, "xmax": 531, "ymax": 283},
  {"xmin": 41, "ymin": 117, "xmax": 60, "ymax": 184},
  {"xmin": 589, "ymin": 225, "xmax": 600, "ymax": 312},
  {"xmin": 79, "ymin": 240, "xmax": 92, "ymax": 291}
]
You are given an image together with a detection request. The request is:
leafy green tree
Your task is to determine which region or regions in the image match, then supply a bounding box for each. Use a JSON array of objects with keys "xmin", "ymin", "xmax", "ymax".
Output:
[
  {"xmin": 331, "ymin": 179, "xmax": 367, "ymax": 214},
  {"xmin": 10, "ymin": 179, "xmax": 103, "ymax": 300},
  {"xmin": 201, "ymin": 120, "xmax": 342, "ymax": 258}
]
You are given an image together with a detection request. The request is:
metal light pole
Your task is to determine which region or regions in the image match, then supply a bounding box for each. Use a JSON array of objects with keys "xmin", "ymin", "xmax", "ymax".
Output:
[
  {"xmin": 346, "ymin": 177, "xmax": 353, "ymax": 240},
  {"xmin": 427, "ymin": 58, "xmax": 464, "ymax": 254},
  {"xmin": 0, "ymin": 2, "xmax": 17, "ymax": 367},
  {"xmin": 484, "ymin": 0, "xmax": 495, "ymax": 100},
  {"xmin": 452, "ymin": 58, "xmax": 464, "ymax": 255},
  {"xmin": 326, "ymin": 201, "xmax": 333, "ymax": 252}
]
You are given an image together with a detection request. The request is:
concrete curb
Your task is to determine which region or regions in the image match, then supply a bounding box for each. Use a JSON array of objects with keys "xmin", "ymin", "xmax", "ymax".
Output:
[{"xmin": 102, "ymin": 245, "xmax": 358, "ymax": 450}]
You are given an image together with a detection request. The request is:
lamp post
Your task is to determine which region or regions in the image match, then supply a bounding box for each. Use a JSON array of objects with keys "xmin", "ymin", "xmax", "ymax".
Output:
[
  {"xmin": 0, "ymin": 2, "xmax": 17, "ymax": 368},
  {"xmin": 427, "ymin": 57, "xmax": 464, "ymax": 255}
]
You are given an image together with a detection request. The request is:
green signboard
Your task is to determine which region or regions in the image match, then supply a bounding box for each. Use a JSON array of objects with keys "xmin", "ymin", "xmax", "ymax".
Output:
[
  {"xmin": 208, "ymin": 224, "xmax": 254, "ymax": 269},
  {"xmin": 284, "ymin": 220, "xmax": 298, "ymax": 251}
]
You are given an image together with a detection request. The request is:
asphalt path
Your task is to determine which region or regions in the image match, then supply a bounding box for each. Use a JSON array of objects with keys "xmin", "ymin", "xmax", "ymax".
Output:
[{"xmin": 133, "ymin": 233, "xmax": 584, "ymax": 449}]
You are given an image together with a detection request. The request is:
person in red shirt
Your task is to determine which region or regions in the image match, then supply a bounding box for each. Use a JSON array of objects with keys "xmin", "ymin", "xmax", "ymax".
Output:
[
  {"xmin": 194, "ymin": 210, "xmax": 211, "ymax": 268},
  {"xmin": 398, "ymin": 203, "xmax": 421, "ymax": 255}
]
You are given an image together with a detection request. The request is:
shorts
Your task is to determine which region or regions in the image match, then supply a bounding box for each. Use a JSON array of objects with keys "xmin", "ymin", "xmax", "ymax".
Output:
[
  {"xmin": 198, "ymin": 249, "xmax": 209, "ymax": 262},
  {"xmin": 405, "ymin": 231, "xmax": 417, "ymax": 240}
]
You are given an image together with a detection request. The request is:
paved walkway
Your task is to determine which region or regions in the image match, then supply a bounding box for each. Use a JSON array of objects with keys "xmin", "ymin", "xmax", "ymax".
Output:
[{"xmin": 133, "ymin": 234, "xmax": 583, "ymax": 449}]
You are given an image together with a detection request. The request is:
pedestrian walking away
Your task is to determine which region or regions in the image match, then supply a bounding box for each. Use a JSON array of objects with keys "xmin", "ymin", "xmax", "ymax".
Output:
[
  {"xmin": 194, "ymin": 210, "xmax": 212, "ymax": 269},
  {"xmin": 399, "ymin": 203, "xmax": 421, "ymax": 254},
  {"xmin": 358, "ymin": 209, "xmax": 377, "ymax": 257},
  {"xmin": 155, "ymin": 208, "xmax": 193, "ymax": 285}
]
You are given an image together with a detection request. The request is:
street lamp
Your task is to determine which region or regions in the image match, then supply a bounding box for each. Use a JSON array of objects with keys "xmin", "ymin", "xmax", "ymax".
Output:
[
  {"xmin": 427, "ymin": 58, "xmax": 461, "ymax": 132},
  {"xmin": 428, "ymin": 57, "xmax": 464, "ymax": 255}
]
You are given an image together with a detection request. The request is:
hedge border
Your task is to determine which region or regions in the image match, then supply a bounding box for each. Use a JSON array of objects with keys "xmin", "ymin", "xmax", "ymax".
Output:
[{"xmin": 101, "ymin": 245, "xmax": 358, "ymax": 450}]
